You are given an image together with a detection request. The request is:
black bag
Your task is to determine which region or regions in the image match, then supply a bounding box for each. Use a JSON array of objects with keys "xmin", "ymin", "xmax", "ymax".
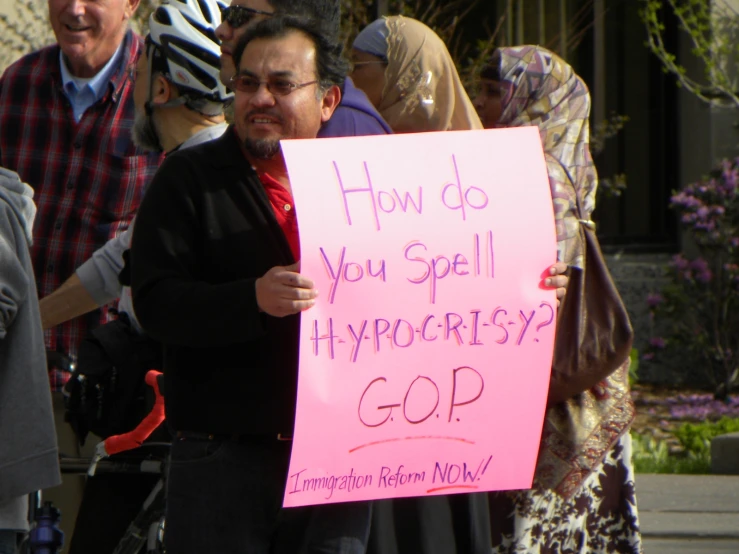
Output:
[
  {"xmin": 64, "ymin": 315, "xmax": 163, "ymax": 445},
  {"xmin": 547, "ymin": 165, "xmax": 634, "ymax": 404},
  {"xmin": 548, "ymin": 220, "xmax": 634, "ymax": 403}
]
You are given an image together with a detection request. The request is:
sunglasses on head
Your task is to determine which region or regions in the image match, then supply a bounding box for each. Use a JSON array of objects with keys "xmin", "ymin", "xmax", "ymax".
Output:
[{"xmin": 220, "ymin": 5, "xmax": 274, "ymax": 29}]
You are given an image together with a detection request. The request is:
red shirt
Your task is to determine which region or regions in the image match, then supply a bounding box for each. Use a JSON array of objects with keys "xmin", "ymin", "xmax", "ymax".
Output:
[
  {"xmin": 234, "ymin": 129, "xmax": 300, "ymax": 260},
  {"xmin": 258, "ymin": 172, "xmax": 300, "ymax": 262}
]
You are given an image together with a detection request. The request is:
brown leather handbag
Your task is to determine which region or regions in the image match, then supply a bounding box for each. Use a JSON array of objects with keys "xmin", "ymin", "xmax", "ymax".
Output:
[{"xmin": 548, "ymin": 201, "xmax": 634, "ymax": 404}]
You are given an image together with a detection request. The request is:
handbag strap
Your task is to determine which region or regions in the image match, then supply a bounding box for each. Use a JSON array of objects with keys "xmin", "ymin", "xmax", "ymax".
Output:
[{"xmin": 547, "ymin": 153, "xmax": 594, "ymax": 230}]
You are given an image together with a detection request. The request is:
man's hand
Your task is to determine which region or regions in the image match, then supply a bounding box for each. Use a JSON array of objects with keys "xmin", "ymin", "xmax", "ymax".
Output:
[
  {"xmin": 255, "ymin": 262, "xmax": 318, "ymax": 317},
  {"xmin": 544, "ymin": 261, "xmax": 568, "ymax": 305}
]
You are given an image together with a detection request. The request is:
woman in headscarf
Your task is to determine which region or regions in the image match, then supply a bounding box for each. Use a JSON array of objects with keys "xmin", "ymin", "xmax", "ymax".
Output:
[
  {"xmin": 350, "ymin": 18, "xmax": 571, "ymax": 554},
  {"xmin": 473, "ymin": 45, "xmax": 643, "ymax": 553},
  {"xmin": 349, "ymin": 15, "xmax": 488, "ymax": 554},
  {"xmin": 351, "ymin": 15, "xmax": 482, "ymax": 134}
]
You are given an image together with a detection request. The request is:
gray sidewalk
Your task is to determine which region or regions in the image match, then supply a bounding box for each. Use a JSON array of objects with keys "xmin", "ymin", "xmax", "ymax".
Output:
[{"xmin": 636, "ymin": 474, "xmax": 739, "ymax": 554}]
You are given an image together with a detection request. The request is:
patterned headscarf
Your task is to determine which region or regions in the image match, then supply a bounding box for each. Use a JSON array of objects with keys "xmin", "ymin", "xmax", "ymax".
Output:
[
  {"xmin": 495, "ymin": 46, "xmax": 634, "ymax": 498},
  {"xmin": 497, "ymin": 45, "xmax": 597, "ymax": 269},
  {"xmin": 354, "ymin": 16, "xmax": 482, "ymax": 133}
]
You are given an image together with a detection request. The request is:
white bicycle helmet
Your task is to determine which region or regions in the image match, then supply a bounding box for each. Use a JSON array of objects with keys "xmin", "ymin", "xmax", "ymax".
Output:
[{"xmin": 148, "ymin": 0, "xmax": 232, "ymax": 105}]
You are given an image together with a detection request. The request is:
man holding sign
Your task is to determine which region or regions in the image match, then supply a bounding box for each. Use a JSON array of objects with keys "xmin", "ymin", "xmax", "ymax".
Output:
[{"xmin": 130, "ymin": 15, "xmax": 367, "ymax": 554}]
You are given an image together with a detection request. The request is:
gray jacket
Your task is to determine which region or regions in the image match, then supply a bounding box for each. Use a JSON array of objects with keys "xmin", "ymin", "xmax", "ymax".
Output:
[{"xmin": 0, "ymin": 168, "xmax": 61, "ymax": 503}]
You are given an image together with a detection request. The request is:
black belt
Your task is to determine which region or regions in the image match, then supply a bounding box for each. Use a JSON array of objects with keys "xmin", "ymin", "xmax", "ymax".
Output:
[{"xmin": 175, "ymin": 431, "xmax": 292, "ymax": 443}]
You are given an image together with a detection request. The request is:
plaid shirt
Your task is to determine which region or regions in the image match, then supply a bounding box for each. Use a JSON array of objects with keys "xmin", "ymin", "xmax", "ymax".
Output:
[{"xmin": 0, "ymin": 30, "xmax": 163, "ymax": 390}]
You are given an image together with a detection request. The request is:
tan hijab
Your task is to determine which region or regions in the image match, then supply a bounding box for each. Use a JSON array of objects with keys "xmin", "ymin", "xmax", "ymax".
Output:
[{"xmin": 377, "ymin": 16, "xmax": 482, "ymax": 133}]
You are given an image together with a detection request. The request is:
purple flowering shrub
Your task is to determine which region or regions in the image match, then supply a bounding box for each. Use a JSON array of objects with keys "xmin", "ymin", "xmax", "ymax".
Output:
[
  {"xmin": 633, "ymin": 391, "xmax": 739, "ymax": 422},
  {"xmin": 645, "ymin": 158, "xmax": 739, "ymax": 398}
]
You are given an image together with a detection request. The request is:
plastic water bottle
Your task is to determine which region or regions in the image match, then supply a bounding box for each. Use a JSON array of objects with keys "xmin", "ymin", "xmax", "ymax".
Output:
[{"xmin": 29, "ymin": 502, "xmax": 64, "ymax": 554}]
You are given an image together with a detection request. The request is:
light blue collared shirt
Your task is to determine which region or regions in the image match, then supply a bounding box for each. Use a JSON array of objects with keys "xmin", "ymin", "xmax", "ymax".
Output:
[{"xmin": 59, "ymin": 42, "xmax": 126, "ymax": 122}]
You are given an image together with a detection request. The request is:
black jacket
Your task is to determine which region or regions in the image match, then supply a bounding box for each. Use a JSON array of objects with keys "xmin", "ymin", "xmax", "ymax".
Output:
[{"xmin": 131, "ymin": 127, "xmax": 298, "ymax": 435}]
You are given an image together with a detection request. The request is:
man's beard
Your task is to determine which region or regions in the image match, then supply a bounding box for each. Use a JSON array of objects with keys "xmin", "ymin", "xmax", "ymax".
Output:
[
  {"xmin": 132, "ymin": 109, "xmax": 163, "ymax": 153},
  {"xmin": 243, "ymin": 137, "xmax": 281, "ymax": 160}
]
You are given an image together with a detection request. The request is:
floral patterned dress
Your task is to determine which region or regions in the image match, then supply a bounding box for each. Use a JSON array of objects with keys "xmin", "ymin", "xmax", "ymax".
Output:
[{"xmin": 489, "ymin": 434, "xmax": 642, "ymax": 553}]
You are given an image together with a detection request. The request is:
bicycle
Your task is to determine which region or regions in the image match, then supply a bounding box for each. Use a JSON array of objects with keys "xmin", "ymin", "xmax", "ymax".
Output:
[
  {"xmin": 26, "ymin": 366, "xmax": 169, "ymax": 554},
  {"xmin": 60, "ymin": 447, "xmax": 168, "ymax": 554}
]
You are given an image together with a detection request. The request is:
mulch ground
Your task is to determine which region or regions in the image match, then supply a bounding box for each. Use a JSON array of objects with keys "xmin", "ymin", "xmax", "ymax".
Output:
[{"xmin": 631, "ymin": 384, "xmax": 690, "ymax": 454}]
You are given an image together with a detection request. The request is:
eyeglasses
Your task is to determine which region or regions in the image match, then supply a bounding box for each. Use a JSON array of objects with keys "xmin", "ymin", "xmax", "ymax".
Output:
[
  {"xmin": 229, "ymin": 74, "xmax": 319, "ymax": 96},
  {"xmin": 220, "ymin": 5, "xmax": 274, "ymax": 29}
]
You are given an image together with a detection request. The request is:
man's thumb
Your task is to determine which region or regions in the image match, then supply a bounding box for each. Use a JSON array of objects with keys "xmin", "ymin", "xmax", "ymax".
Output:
[{"xmin": 285, "ymin": 261, "xmax": 301, "ymax": 273}]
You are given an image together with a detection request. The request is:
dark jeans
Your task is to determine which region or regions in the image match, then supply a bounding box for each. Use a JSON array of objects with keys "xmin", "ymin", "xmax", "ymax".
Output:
[{"xmin": 165, "ymin": 436, "xmax": 371, "ymax": 554}]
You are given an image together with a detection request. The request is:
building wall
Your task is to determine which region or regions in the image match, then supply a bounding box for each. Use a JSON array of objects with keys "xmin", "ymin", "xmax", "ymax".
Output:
[{"xmin": 0, "ymin": 0, "xmax": 53, "ymax": 73}]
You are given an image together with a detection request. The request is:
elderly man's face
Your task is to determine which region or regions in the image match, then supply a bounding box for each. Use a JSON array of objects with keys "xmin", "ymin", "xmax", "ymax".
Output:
[
  {"xmin": 48, "ymin": 0, "xmax": 139, "ymax": 78},
  {"xmin": 215, "ymin": 0, "xmax": 274, "ymax": 87},
  {"xmin": 232, "ymin": 30, "xmax": 339, "ymax": 160}
]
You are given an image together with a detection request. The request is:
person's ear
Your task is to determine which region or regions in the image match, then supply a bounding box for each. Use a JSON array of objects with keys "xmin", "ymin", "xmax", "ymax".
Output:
[
  {"xmin": 125, "ymin": 0, "xmax": 143, "ymax": 20},
  {"xmin": 320, "ymin": 84, "xmax": 342, "ymax": 123},
  {"xmin": 150, "ymin": 74, "xmax": 174, "ymax": 107}
]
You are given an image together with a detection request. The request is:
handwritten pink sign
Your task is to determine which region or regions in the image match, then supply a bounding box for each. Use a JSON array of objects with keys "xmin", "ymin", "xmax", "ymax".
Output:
[{"xmin": 280, "ymin": 127, "xmax": 556, "ymax": 507}]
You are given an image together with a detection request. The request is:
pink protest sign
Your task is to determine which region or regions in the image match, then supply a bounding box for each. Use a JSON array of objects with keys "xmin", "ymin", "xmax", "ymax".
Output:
[{"xmin": 280, "ymin": 127, "xmax": 556, "ymax": 507}]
